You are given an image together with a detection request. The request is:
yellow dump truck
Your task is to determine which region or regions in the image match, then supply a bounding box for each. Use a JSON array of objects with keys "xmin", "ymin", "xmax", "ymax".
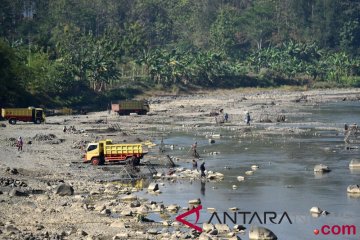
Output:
[
  {"xmin": 1, "ymin": 107, "xmax": 45, "ymax": 124},
  {"xmin": 111, "ymin": 100, "xmax": 149, "ymax": 115},
  {"xmin": 83, "ymin": 139, "xmax": 148, "ymax": 165}
]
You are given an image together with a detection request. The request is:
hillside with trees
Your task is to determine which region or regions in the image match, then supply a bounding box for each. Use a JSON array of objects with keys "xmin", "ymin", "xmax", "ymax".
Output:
[{"xmin": 1, "ymin": 0, "xmax": 359, "ymax": 108}]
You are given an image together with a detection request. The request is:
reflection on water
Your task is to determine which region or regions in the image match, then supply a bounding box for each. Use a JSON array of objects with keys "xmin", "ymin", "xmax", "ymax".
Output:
[{"xmin": 142, "ymin": 101, "xmax": 360, "ymax": 240}]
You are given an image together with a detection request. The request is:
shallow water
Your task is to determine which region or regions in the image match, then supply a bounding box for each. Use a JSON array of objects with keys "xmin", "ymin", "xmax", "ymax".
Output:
[{"xmin": 142, "ymin": 101, "xmax": 360, "ymax": 240}]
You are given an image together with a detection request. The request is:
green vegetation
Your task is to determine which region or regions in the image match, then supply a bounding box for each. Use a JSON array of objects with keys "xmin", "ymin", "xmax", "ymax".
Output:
[{"xmin": 1, "ymin": 0, "xmax": 360, "ymax": 108}]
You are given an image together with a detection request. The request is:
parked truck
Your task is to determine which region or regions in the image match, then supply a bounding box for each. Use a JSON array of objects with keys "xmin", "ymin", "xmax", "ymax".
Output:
[
  {"xmin": 83, "ymin": 139, "xmax": 148, "ymax": 165},
  {"xmin": 1, "ymin": 107, "xmax": 45, "ymax": 124},
  {"xmin": 111, "ymin": 100, "xmax": 149, "ymax": 115}
]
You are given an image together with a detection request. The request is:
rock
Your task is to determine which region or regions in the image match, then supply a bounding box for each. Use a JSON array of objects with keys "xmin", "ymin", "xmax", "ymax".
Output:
[
  {"xmin": 229, "ymin": 207, "xmax": 239, "ymax": 212},
  {"xmin": 199, "ymin": 233, "xmax": 212, "ymax": 240},
  {"xmin": 215, "ymin": 224, "xmax": 230, "ymax": 233},
  {"xmin": 313, "ymin": 164, "xmax": 331, "ymax": 173},
  {"xmin": 209, "ymin": 139, "xmax": 215, "ymax": 144},
  {"xmin": 189, "ymin": 198, "xmax": 201, "ymax": 204},
  {"xmin": 310, "ymin": 206, "xmax": 322, "ymax": 214},
  {"xmin": 113, "ymin": 232, "xmax": 129, "ymax": 239},
  {"xmin": 249, "ymin": 226, "xmax": 277, "ymax": 240},
  {"xmin": 4, "ymin": 224, "xmax": 20, "ymax": 233},
  {"xmin": 130, "ymin": 200, "xmax": 141, "ymax": 208},
  {"xmin": 234, "ymin": 224, "xmax": 246, "ymax": 231},
  {"xmin": 251, "ymin": 165, "xmax": 259, "ymax": 170},
  {"xmin": 148, "ymin": 183, "xmax": 159, "ymax": 192},
  {"xmin": 245, "ymin": 171, "xmax": 254, "ymax": 175},
  {"xmin": 207, "ymin": 207, "xmax": 216, "ymax": 212},
  {"xmin": 121, "ymin": 210, "xmax": 133, "ymax": 216},
  {"xmin": 167, "ymin": 204, "xmax": 179, "ymax": 212},
  {"xmin": 232, "ymin": 185, "xmax": 237, "ymax": 189},
  {"xmin": 229, "ymin": 236, "xmax": 242, "ymax": 240},
  {"xmin": 349, "ymin": 159, "xmax": 360, "ymax": 169},
  {"xmin": 347, "ymin": 185, "xmax": 360, "ymax": 194},
  {"xmin": 110, "ymin": 222, "xmax": 126, "ymax": 228},
  {"xmin": 202, "ymin": 223, "xmax": 215, "ymax": 233},
  {"xmin": 121, "ymin": 194, "xmax": 137, "ymax": 201},
  {"xmin": 237, "ymin": 176, "xmax": 245, "ymax": 181},
  {"xmin": 9, "ymin": 188, "xmax": 28, "ymax": 197},
  {"xmin": 209, "ymin": 229, "xmax": 218, "ymax": 235},
  {"xmin": 54, "ymin": 183, "xmax": 74, "ymax": 196},
  {"xmin": 101, "ymin": 208, "xmax": 111, "ymax": 215},
  {"xmin": 77, "ymin": 230, "xmax": 88, "ymax": 236},
  {"xmin": 147, "ymin": 228, "xmax": 158, "ymax": 235}
]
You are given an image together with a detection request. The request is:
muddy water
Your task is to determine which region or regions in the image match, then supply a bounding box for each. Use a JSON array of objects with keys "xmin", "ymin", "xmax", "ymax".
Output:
[{"xmin": 142, "ymin": 101, "xmax": 360, "ymax": 240}]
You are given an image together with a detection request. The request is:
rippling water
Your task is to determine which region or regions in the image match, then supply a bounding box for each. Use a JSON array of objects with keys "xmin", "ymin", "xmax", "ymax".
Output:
[{"xmin": 142, "ymin": 101, "xmax": 360, "ymax": 240}]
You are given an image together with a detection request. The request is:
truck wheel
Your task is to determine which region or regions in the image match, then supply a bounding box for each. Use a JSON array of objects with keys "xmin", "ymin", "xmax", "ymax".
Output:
[
  {"xmin": 35, "ymin": 119, "xmax": 41, "ymax": 124},
  {"xmin": 9, "ymin": 119, "xmax": 16, "ymax": 125},
  {"xmin": 91, "ymin": 157, "xmax": 100, "ymax": 166},
  {"xmin": 133, "ymin": 157, "xmax": 140, "ymax": 166}
]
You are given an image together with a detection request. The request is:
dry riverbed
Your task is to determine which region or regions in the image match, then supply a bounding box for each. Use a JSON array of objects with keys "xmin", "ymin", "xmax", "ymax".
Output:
[{"xmin": 1, "ymin": 88, "xmax": 360, "ymax": 240}]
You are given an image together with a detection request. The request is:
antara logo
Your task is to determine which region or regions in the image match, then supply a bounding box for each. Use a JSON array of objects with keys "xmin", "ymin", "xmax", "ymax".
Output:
[
  {"xmin": 175, "ymin": 205, "xmax": 293, "ymax": 232},
  {"xmin": 175, "ymin": 205, "xmax": 203, "ymax": 232}
]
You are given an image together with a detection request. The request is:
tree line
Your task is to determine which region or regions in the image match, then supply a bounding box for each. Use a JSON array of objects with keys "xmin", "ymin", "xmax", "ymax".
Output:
[{"xmin": 1, "ymin": 0, "xmax": 359, "ymax": 108}]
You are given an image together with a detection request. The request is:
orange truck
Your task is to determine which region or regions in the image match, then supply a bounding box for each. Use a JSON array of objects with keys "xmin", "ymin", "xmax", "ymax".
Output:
[
  {"xmin": 84, "ymin": 139, "xmax": 148, "ymax": 165},
  {"xmin": 1, "ymin": 107, "xmax": 45, "ymax": 124}
]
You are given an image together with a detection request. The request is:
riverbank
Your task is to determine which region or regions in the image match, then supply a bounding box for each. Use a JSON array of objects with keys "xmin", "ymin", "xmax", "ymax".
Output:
[{"xmin": 1, "ymin": 88, "xmax": 360, "ymax": 240}]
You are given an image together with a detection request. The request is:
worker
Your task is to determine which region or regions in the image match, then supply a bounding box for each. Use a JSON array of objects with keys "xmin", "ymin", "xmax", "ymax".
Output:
[
  {"xmin": 191, "ymin": 142, "xmax": 200, "ymax": 158},
  {"xmin": 245, "ymin": 111, "xmax": 251, "ymax": 125},
  {"xmin": 200, "ymin": 161, "xmax": 206, "ymax": 177},
  {"xmin": 192, "ymin": 159, "xmax": 198, "ymax": 170},
  {"xmin": 224, "ymin": 113, "xmax": 229, "ymax": 122},
  {"xmin": 63, "ymin": 126, "xmax": 67, "ymax": 133},
  {"xmin": 17, "ymin": 136, "xmax": 23, "ymax": 151}
]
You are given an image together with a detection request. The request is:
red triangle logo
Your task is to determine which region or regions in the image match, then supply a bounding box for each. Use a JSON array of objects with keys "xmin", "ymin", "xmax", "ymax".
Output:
[{"xmin": 175, "ymin": 205, "xmax": 203, "ymax": 232}]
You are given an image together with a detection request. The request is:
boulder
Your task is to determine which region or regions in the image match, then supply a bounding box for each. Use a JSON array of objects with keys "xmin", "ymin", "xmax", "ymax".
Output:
[
  {"xmin": 130, "ymin": 200, "xmax": 141, "ymax": 208},
  {"xmin": 202, "ymin": 223, "xmax": 215, "ymax": 233},
  {"xmin": 9, "ymin": 188, "xmax": 28, "ymax": 197},
  {"xmin": 189, "ymin": 199, "xmax": 201, "ymax": 204},
  {"xmin": 349, "ymin": 159, "xmax": 360, "ymax": 169},
  {"xmin": 309, "ymin": 206, "xmax": 322, "ymax": 214},
  {"xmin": 199, "ymin": 233, "xmax": 212, "ymax": 240},
  {"xmin": 234, "ymin": 225, "xmax": 246, "ymax": 232},
  {"xmin": 347, "ymin": 185, "xmax": 360, "ymax": 194},
  {"xmin": 121, "ymin": 210, "xmax": 133, "ymax": 216},
  {"xmin": 249, "ymin": 226, "xmax": 277, "ymax": 240},
  {"xmin": 55, "ymin": 183, "xmax": 74, "ymax": 196},
  {"xmin": 313, "ymin": 164, "xmax": 331, "ymax": 173},
  {"xmin": 215, "ymin": 224, "xmax": 230, "ymax": 233},
  {"xmin": 251, "ymin": 165, "xmax": 259, "ymax": 170},
  {"xmin": 167, "ymin": 204, "xmax": 179, "ymax": 212},
  {"xmin": 121, "ymin": 194, "xmax": 137, "ymax": 201},
  {"xmin": 113, "ymin": 233, "xmax": 129, "ymax": 239},
  {"xmin": 148, "ymin": 183, "xmax": 159, "ymax": 192},
  {"xmin": 209, "ymin": 229, "xmax": 218, "ymax": 235},
  {"xmin": 147, "ymin": 228, "xmax": 158, "ymax": 235},
  {"xmin": 245, "ymin": 171, "xmax": 254, "ymax": 175},
  {"xmin": 237, "ymin": 176, "xmax": 245, "ymax": 182}
]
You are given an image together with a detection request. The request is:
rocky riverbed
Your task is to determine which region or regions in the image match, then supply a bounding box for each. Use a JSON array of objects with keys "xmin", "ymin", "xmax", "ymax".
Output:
[{"xmin": 1, "ymin": 88, "xmax": 360, "ymax": 240}]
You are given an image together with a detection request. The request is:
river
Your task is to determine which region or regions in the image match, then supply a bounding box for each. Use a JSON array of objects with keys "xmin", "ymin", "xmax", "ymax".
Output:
[{"xmin": 142, "ymin": 101, "xmax": 360, "ymax": 240}]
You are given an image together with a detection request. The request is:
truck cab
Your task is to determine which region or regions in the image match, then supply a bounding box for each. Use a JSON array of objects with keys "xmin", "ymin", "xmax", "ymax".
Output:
[{"xmin": 84, "ymin": 140, "xmax": 111, "ymax": 165}]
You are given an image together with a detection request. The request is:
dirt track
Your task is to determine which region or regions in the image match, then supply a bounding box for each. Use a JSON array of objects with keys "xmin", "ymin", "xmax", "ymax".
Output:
[{"xmin": 1, "ymin": 88, "xmax": 360, "ymax": 240}]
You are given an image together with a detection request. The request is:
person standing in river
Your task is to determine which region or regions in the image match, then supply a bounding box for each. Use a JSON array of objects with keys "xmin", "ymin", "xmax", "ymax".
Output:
[
  {"xmin": 191, "ymin": 141, "xmax": 200, "ymax": 158},
  {"xmin": 200, "ymin": 161, "xmax": 206, "ymax": 178},
  {"xmin": 192, "ymin": 159, "xmax": 198, "ymax": 171},
  {"xmin": 245, "ymin": 111, "xmax": 251, "ymax": 125}
]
